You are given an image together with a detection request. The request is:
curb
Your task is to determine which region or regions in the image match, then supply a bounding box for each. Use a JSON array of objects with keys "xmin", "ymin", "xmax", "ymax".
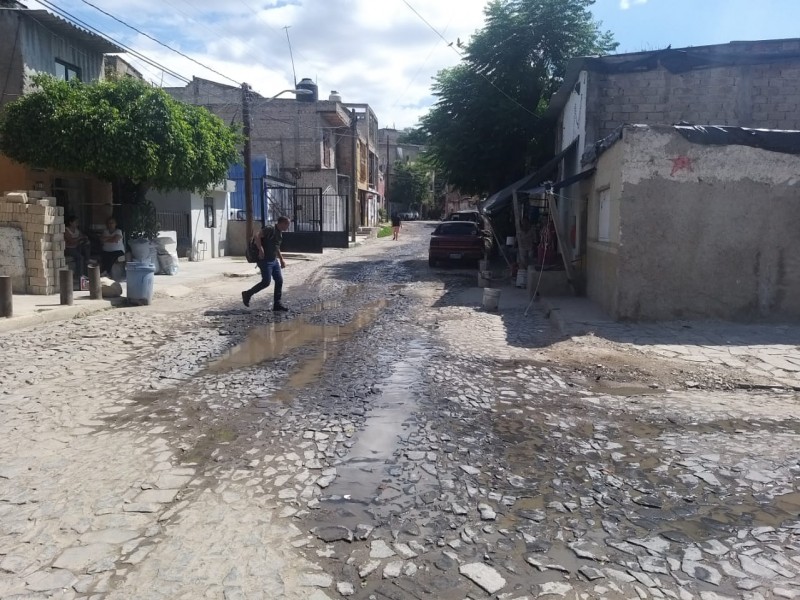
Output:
[{"xmin": 0, "ymin": 301, "xmax": 115, "ymax": 334}]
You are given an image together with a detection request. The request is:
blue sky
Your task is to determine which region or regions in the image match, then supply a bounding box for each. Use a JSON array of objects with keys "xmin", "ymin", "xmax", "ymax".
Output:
[
  {"xmin": 593, "ymin": 0, "xmax": 800, "ymax": 53},
  {"xmin": 25, "ymin": 0, "xmax": 800, "ymax": 128}
]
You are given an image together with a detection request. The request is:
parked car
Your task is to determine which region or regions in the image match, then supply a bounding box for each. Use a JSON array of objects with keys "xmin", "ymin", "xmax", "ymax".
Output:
[
  {"xmin": 428, "ymin": 221, "xmax": 491, "ymax": 267},
  {"xmin": 446, "ymin": 210, "xmax": 489, "ymax": 231}
]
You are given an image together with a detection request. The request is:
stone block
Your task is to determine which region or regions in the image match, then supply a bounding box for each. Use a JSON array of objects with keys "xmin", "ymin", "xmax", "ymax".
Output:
[{"xmin": 4, "ymin": 192, "xmax": 27, "ymax": 203}]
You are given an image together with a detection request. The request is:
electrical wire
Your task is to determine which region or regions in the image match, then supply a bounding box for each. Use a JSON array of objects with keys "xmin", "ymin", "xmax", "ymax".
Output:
[
  {"xmin": 398, "ymin": 0, "xmax": 542, "ymax": 120},
  {"xmin": 77, "ymin": 0, "xmax": 241, "ymax": 86}
]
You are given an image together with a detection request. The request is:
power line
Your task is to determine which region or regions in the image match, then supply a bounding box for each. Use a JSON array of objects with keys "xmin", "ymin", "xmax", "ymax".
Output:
[
  {"xmin": 36, "ymin": 0, "xmax": 190, "ymax": 84},
  {"xmin": 77, "ymin": 0, "xmax": 241, "ymax": 86},
  {"xmin": 398, "ymin": 0, "xmax": 542, "ymax": 120}
]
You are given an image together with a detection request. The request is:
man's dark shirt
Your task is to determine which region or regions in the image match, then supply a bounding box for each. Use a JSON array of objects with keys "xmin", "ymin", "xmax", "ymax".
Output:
[
  {"xmin": 391, "ymin": 215, "xmax": 401, "ymax": 227},
  {"xmin": 259, "ymin": 225, "xmax": 282, "ymax": 262}
]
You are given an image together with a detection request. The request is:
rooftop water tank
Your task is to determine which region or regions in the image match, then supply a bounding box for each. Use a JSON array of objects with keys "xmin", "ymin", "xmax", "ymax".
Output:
[
  {"xmin": 296, "ymin": 78, "xmax": 318, "ymax": 102},
  {"xmin": 329, "ymin": 90, "xmax": 342, "ymax": 102}
]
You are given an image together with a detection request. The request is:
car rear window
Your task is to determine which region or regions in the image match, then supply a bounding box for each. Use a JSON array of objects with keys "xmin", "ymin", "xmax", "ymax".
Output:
[
  {"xmin": 435, "ymin": 222, "xmax": 478, "ymax": 235},
  {"xmin": 449, "ymin": 213, "xmax": 479, "ymax": 222}
]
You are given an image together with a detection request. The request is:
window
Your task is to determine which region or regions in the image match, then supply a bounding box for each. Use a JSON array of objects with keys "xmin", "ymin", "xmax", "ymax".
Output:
[
  {"xmin": 55, "ymin": 59, "xmax": 81, "ymax": 82},
  {"xmin": 204, "ymin": 197, "xmax": 216, "ymax": 228},
  {"xmin": 597, "ymin": 188, "xmax": 611, "ymax": 243}
]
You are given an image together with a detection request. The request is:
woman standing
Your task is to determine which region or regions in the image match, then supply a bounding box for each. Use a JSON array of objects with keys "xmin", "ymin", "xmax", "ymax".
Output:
[
  {"xmin": 100, "ymin": 217, "xmax": 125, "ymax": 276},
  {"xmin": 64, "ymin": 215, "xmax": 90, "ymax": 277}
]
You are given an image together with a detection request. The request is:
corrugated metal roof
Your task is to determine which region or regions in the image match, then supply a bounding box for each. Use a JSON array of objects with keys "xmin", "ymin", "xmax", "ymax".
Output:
[{"xmin": 19, "ymin": 9, "xmax": 124, "ymax": 54}]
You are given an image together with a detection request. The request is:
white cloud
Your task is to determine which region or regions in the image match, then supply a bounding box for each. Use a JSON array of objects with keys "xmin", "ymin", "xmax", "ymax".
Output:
[
  {"xmin": 620, "ymin": 0, "xmax": 648, "ymax": 9},
  {"xmin": 27, "ymin": 0, "xmax": 489, "ymax": 128}
]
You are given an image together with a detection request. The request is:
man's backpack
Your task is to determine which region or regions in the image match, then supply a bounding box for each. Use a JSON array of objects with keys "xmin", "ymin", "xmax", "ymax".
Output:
[{"xmin": 245, "ymin": 236, "xmax": 259, "ymax": 263}]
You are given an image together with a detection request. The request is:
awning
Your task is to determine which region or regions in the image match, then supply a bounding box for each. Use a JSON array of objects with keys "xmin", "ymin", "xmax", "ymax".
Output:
[
  {"xmin": 480, "ymin": 139, "xmax": 577, "ymax": 217},
  {"xmin": 551, "ymin": 168, "xmax": 595, "ymax": 191}
]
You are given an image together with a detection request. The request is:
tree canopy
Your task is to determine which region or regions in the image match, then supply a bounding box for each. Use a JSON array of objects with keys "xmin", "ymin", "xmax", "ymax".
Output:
[
  {"xmin": 0, "ymin": 75, "xmax": 240, "ymax": 200},
  {"xmin": 421, "ymin": 0, "xmax": 616, "ymax": 195},
  {"xmin": 389, "ymin": 159, "xmax": 431, "ymax": 212},
  {"xmin": 396, "ymin": 126, "xmax": 429, "ymax": 146}
]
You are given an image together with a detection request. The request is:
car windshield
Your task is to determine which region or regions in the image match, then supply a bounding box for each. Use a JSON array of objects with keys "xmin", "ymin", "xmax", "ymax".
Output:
[{"xmin": 435, "ymin": 222, "xmax": 477, "ymax": 235}]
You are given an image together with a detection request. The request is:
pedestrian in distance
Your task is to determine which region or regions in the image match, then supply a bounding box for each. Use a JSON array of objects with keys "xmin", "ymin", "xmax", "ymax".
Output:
[
  {"xmin": 242, "ymin": 216, "xmax": 292, "ymax": 311},
  {"xmin": 391, "ymin": 213, "xmax": 402, "ymax": 241}
]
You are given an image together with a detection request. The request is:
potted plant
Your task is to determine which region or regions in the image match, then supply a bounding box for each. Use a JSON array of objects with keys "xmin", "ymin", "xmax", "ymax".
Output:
[{"xmin": 126, "ymin": 199, "xmax": 160, "ymax": 262}]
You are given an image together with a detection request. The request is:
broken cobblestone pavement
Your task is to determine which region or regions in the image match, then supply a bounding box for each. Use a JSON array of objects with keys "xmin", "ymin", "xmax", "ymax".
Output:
[{"xmin": 0, "ymin": 222, "xmax": 798, "ymax": 600}]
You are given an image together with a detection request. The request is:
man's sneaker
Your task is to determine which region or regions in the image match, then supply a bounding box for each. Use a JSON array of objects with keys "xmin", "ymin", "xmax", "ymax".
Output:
[
  {"xmin": 242, "ymin": 291, "xmax": 251, "ymax": 307},
  {"xmin": 273, "ymin": 302, "xmax": 289, "ymax": 312}
]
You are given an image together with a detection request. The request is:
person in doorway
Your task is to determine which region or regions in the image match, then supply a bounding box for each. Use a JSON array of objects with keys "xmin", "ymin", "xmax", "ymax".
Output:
[
  {"xmin": 100, "ymin": 217, "xmax": 125, "ymax": 276},
  {"xmin": 242, "ymin": 216, "xmax": 291, "ymax": 311},
  {"xmin": 516, "ymin": 217, "xmax": 535, "ymax": 269},
  {"xmin": 64, "ymin": 215, "xmax": 90, "ymax": 277},
  {"xmin": 391, "ymin": 213, "xmax": 402, "ymax": 240}
]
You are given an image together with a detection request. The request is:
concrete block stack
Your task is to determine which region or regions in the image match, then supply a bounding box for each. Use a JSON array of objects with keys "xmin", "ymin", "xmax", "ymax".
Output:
[{"xmin": 0, "ymin": 190, "xmax": 66, "ymax": 295}]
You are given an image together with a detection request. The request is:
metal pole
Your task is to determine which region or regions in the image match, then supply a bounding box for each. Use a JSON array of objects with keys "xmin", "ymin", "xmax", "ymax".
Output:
[
  {"xmin": 242, "ymin": 82, "xmax": 254, "ymax": 244},
  {"xmin": 59, "ymin": 269, "xmax": 73, "ymax": 306},
  {"xmin": 385, "ymin": 135, "xmax": 390, "ymax": 217},
  {"xmin": 350, "ymin": 109, "xmax": 358, "ymax": 242},
  {"xmin": 88, "ymin": 265, "xmax": 101, "ymax": 300},
  {"xmin": 0, "ymin": 276, "xmax": 12, "ymax": 318}
]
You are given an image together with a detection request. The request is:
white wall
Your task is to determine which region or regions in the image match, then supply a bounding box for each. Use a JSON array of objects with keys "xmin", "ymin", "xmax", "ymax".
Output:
[{"xmin": 189, "ymin": 190, "xmax": 229, "ymax": 259}]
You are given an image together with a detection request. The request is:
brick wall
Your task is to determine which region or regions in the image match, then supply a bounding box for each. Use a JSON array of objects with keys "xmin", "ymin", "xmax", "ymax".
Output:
[
  {"xmin": 0, "ymin": 191, "xmax": 66, "ymax": 294},
  {"xmin": 586, "ymin": 60, "xmax": 800, "ymax": 144}
]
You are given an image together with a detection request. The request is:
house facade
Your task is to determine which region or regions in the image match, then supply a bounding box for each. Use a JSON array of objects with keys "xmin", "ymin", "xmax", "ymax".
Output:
[
  {"xmin": 0, "ymin": 6, "xmax": 123, "ymax": 226},
  {"xmin": 147, "ymin": 180, "xmax": 235, "ymax": 261},
  {"xmin": 164, "ymin": 78, "xmax": 375, "ymax": 245},
  {"xmin": 546, "ymin": 38, "xmax": 800, "ymax": 277},
  {"xmin": 345, "ymin": 103, "xmax": 382, "ymax": 227},
  {"xmin": 578, "ymin": 124, "xmax": 800, "ymax": 321},
  {"xmin": 0, "ymin": 5, "xmax": 123, "ymax": 294}
]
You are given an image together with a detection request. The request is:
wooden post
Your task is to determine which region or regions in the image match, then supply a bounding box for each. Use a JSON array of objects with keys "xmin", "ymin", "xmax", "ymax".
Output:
[
  {"xmin": 242, "ymin": 82, "xmax": 254, "ymax": 244},
  {"xmin": 0, "ymin": 276, "xmax": 11, "ymax": 318},
  {"xmin": 59, "ymin": 269, "xmax": 73, "ymax": 306},
  {"xmin": 89, "ymin": 265, "xmax": 102, "ymax": 300},
  {"xmin": 546, "ymin": 190, "xmax": 577, "ymax": 294}
]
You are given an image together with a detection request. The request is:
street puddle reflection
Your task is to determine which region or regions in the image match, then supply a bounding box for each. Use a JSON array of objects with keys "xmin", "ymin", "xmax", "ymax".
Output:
[
  {"xmin": 317, "ymin": 341, "xmax": 428, "ymax": 526},
  {"xmin": 209, "ymin": 299, "xmax": 388, "ymax": 372}
]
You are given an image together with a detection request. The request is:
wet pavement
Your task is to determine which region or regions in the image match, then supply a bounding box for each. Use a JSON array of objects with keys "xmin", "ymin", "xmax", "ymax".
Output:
[{"xmin": 0, "ymin": 222, "xmax": 798, "ymax": 599}]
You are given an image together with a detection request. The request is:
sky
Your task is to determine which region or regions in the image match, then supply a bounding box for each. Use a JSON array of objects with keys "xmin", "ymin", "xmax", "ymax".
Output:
[{"xmin": 23, "ymin": 0, "xmax": 800, "ymax": 130}]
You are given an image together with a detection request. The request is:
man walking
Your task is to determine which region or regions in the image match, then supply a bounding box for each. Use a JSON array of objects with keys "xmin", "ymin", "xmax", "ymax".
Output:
[
  {"xmin": 242, "ymin": 216, "xmax": 291, "ymax": 311},
  {"xmin": 391, "ymin": 213, "xmax": 402, "ymax": 241}
]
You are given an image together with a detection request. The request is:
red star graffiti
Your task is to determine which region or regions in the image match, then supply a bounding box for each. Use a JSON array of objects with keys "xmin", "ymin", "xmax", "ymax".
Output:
[{"xmin": 670, "ymin": 156, "xmax": 694, "ymax": 176}]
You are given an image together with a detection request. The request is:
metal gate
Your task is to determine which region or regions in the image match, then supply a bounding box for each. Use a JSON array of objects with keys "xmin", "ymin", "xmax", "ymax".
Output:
[{"xmin": 265, "ymin": 186, "xmax": 324, "ymax": 253}]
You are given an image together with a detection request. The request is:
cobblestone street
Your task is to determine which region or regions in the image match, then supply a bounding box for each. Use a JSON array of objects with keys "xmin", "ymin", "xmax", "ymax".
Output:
[{"xmin": 1, "ymin": 222, "xmax": 798, "ymax": 600}]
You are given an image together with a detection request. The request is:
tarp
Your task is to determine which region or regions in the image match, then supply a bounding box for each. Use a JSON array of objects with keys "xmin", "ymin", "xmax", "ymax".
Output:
[
  {"xmin": 674, "ymin": 124, "xmax": 800, "ymax": 155},
  {"xmin": 480, "ymin": 140, "xmax": 577, "ymax": 216},
  {"xmin": 586, "ymin": 124, "xmax": 800, "ymax": 165}
]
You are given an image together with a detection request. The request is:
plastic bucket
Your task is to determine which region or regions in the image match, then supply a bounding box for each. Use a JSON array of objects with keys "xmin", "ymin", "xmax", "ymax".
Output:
[
  {"xmin": 482, "ymin": 288, "xmax": 501, "ymax": 311},
  {"xmin": 478, "ymin": 271, "xmax": 492, "ymax": 288},
  {"xmin": 516, "ymin": 269, "xmax": 528, "ymax": 288},
  {"xmin": 126, "ymin": 261, "xmax": 156, "ymax": 305}
]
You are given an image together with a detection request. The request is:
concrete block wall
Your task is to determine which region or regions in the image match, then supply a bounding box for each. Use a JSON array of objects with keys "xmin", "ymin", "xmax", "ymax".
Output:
[
  {"xmin": 586, "ymin": 61, "xmax": 800, "ymax": 145},
  {"xmin": 0, "ymin": 191, "xmax": 66, "ymax": 294}
]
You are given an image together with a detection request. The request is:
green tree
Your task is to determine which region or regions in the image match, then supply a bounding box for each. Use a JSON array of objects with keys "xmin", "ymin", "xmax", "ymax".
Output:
[
  {"xmin": 390, "ymin": 159, "xmax": 431, "ymax": 211},
  {"xmin": 0, "ymin": 75, "xmax": 240, "ymax": 238},
  {"xmin": 396, "ymin": 126, "xmax": 429, "ymax": 146},
  {"xmin": 421, "ymin": 0, "xmax": 616, "ymax": 195}
]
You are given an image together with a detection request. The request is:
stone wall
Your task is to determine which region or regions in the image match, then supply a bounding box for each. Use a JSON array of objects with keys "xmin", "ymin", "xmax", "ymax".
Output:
[
  {"xmin": 0, "ymin": 191, "xmax": 66, "ymax": 294},
  {"xmin": 586, "ymin": 52, "xmax": 800, "ymax": 145}
]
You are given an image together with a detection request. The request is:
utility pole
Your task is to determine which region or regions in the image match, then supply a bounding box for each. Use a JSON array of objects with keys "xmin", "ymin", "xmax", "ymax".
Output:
[
  {"xmin": 242, "ymin": 82, "xmax": 254, "ymax": 243},
  {"xmin": 385, "ymin": 135, "xmax": 390, "ymax": 218},
  {"xmin": 350, "ymin": 108, "xmax": 358, "ymax": 242}
]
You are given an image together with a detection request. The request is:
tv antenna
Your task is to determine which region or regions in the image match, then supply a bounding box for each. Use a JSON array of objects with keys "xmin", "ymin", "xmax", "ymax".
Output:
[{"xmin": 283, "ymin": 26, "xmax": 297, "ymax": 88}]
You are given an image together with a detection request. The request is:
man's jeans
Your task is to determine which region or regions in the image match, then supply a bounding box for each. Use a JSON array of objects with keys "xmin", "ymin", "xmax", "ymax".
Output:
[{"xmin": 247, "ymin": 259, "xmax": 283, "ymax": 302}]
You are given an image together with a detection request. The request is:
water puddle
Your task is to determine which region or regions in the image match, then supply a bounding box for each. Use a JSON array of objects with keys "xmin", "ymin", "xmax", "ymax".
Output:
[
  {"xmin": 208, "ymin": 299, "xmax": 388, "ymax": 372},
  {"xmin": 316, "ymin": 341, "xmax": 428, "ymax": 526}
]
